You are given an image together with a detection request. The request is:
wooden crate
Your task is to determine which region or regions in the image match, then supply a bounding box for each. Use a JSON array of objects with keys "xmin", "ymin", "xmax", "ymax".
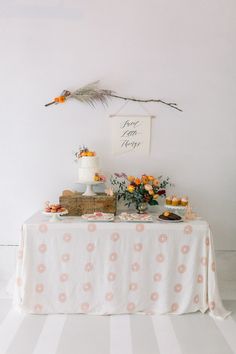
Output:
[{"xmin": 59, "ymin": 191, "xmax": 117, "ymax": 216}]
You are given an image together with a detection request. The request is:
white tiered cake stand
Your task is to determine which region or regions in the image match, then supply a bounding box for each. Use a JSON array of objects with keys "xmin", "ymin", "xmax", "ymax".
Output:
[{"xmin": 76, "ymin": 181, "xmax": 104, "ymax": 196}]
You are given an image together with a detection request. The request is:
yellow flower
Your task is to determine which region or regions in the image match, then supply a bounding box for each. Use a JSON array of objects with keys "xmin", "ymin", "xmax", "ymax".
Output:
[
  {"xmin": 153, "ymin": 194, "xmax": 159, "ymax": 200},
  {"xmin": 149, "ymin": 190, "xmax": 154, "ymax": 195},
  {"xmin": 94, "ymin": 173, "xmax": 100, "ymax": 181},
  {"xmin": 148, "ymin": 175, "xmax": 154, "ymax": 181},
  {"xmin": 153, "ymin": 179, "xmax": 159, "ymax": 186},
  {"xmin": 134, "ymin": 178, "xmax": 141, "ymax": 185},
  {"xmin": 127, "ymin": 185, "xmax": 135, "ymax": 193},
  {"xmin": 128, "ymin": 176, "xmax": 135, "ymax": 182}
]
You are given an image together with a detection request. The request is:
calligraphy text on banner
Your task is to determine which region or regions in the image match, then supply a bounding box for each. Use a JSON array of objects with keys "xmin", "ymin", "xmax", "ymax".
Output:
[{"xmin": 111, "ymin": 115, "xmax": 151, "ymax": 155}]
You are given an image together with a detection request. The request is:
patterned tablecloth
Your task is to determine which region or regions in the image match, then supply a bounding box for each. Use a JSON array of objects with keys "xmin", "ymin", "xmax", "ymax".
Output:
[{"xmin": 14, "ymin": 212, "xmax": 229, "ymax": 318}]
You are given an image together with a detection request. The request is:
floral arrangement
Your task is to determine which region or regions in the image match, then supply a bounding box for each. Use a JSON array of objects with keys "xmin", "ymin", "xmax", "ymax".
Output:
[
  {"xmin": 75, "ymin": 146, "xmax": 96, "ymax": 160},
  {"xmin": 111, "ymin": 173, "xmax": 170, "ymax": 212}
]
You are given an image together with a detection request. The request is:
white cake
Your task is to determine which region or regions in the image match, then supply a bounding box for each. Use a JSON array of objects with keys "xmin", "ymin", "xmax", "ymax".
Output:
[{"xmin": 78, "ymin": 156, "xmax": 100, "ymax": 182}]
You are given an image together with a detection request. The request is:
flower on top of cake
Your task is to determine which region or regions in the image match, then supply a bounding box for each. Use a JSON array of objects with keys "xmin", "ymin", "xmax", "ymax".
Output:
[
  {"xmin": 94, "ymin": 173, "xmax": 106, "ymax": 182},
  {"xmin": 75, "ymin": 146, "xmax": 106, "ymax": 183},
  {"xmin": 75, "ymin": 145, "xmax": 96, "ymax": 159}
]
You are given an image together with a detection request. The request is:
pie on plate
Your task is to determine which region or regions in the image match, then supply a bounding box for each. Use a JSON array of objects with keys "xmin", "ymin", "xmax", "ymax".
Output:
[{"xmin": 158, "ymin": 211, "xmax": 183, "ymax": 223}]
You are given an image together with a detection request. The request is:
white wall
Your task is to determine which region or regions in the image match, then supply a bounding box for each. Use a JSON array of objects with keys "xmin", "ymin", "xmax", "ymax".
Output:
[{"xmin": 0, "ymin": 0, "xmax": 235, "ymax": 250}]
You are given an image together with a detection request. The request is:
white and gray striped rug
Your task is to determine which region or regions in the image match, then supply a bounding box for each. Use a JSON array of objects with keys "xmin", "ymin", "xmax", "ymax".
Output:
[{"xmin": 0, "ymin": 299, "xmax": 236, "ymax": 354}]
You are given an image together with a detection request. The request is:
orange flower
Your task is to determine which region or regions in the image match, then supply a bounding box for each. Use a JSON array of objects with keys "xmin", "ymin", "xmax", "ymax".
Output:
[
  {"xmin": 149, "ymin": 190, "xmax": 154, "ymax": 195},
  {"xmin": 148, "ymin": 176, "xmax": 154, "ymax": 181},
  {"xmin": 134, "ymin": 178, "xmax": 141, "ymax": 185},
  {"xmin": 128, "ymin": 176, "xmax": 135, "ymax": 182},
  {"xmin": 54, "ymin": 96, "xmax": 66, "ymax": 103},
  {"xmin": 153, "ymin": 179, "xmax": 159, "ymax": 186},
  {"xmin": 127, "ymin": 185, "xmax": 135, "ymax": 193},
  {"xmin": 141, "ymin": 175, "xmax": 149, "ymax": 184}
]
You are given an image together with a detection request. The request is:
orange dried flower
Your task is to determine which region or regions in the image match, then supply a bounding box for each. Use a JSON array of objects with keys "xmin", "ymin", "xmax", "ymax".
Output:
[{"xmin": 54, "ymin": 96, "xmax": 66, "ymax": 103}]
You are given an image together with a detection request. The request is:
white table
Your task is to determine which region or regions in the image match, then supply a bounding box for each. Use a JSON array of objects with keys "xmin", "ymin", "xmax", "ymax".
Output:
[{"xmin": 14, "ymin": 212, "xmax": 229, "ymax": 318}]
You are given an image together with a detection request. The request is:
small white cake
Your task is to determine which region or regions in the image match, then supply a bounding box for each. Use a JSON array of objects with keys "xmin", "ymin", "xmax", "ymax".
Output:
[{"xmin": 78, "ymin": 156, "xmax": 100, "ymax": 182}]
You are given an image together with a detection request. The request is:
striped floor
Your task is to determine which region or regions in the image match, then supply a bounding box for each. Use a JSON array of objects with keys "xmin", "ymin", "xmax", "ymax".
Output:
[{"xmin": 0, "ymin": 300, "xmax": 236, "ymax": 354}]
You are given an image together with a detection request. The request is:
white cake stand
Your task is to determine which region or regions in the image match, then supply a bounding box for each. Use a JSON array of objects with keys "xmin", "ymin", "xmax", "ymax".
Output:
[
  {"xmin": 42, "ymin": 210, "xmax": 68, "ymax": 222},
  {"xmin": 76, "ymin": 181, "xmax": 104, "ymax": 196},
  {"xmin": 165, "ymin": 204, "xmax": 187, "ymax": 217}
]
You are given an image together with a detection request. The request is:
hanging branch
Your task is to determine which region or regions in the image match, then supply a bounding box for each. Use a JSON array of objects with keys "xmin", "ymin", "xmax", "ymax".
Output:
[
  {"xmin": 108, "ymin": 93, "xmax": 182, "ymax": 112},
  {"xmin": 45, "ymin": 81, "xmax": 182, "ymax": 112}
]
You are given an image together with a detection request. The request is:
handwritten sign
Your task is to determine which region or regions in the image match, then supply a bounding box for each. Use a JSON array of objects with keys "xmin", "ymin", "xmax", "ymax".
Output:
[{"xmin": 111, "ymin": 115, "xmax": 151, "ymax": 155}]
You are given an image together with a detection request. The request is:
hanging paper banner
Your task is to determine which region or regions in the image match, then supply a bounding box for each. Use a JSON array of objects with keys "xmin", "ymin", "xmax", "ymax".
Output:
[{"xmin": 111, "ymin": 115, "xmax": 151, "ymax": 155}]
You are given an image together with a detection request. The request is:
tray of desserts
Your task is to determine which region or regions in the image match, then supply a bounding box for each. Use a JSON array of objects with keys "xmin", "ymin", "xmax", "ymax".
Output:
[
  {"xmin": 118, "ymin": 212, "xmax": 153, "ymax": 222},
  {"xmin": 165, "ymin": 195, "xmax": 188, "ymax": 207},
  {"xmin": 81, "ymin": 212, "xmax": 114, "ymax": 222},
  {"xmin": 43, "ymin": 202, "xmax": 68, "ymax": 215},
  {"xmin": 157, "ymin": 211, "xmax": 183, "ymax": 223},
  {"xmin": 165, "ymin": 195, "xmax": 188, "ymax": 216},
  {"xmin": 42, "ymin": 202, "xmax": 68, "ymax": 222}
]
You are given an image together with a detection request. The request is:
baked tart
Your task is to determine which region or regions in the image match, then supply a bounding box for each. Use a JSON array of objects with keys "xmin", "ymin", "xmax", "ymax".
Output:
[{"xmin": 159, "ymin": 211, "xmax": 182, "ymax": 221}]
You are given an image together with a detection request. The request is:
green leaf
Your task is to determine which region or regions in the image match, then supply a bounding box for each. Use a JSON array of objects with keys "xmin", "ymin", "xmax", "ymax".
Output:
[{"xmin": 149, "ymin": 200, "xmax": 158, "ymax": 205}]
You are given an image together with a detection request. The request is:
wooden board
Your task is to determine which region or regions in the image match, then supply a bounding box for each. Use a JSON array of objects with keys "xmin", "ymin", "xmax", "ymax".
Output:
[{"xmin": 59, "ymin": 192, "xmax": 117, "ymax": 216}]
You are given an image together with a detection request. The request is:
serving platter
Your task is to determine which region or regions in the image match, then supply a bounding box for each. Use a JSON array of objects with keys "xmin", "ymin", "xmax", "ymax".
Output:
[
  {"xmin": 157, "ymin": 216, "xmax": 183, "ymax": 223},
  {"xmin": 81, "ymin": 212, "xmax": 114, "ymax": 222},
  {"xmin": 118, "ymin": 212, "xmax": 153, "ymax": 223}
]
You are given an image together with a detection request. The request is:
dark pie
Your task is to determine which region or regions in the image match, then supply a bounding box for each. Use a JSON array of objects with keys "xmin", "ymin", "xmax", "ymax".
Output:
[{"xmin": 159, "ymin": 211, "xmax": 181, "ymax": 221}]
